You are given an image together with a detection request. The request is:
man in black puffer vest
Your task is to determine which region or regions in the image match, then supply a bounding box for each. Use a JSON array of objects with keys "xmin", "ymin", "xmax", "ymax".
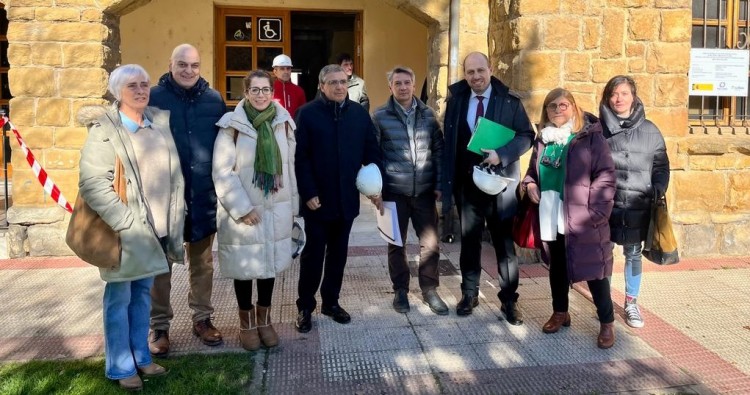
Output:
[
  {"xmin": 148, "ymin": 44, "xmax": 227, "ymax": 356},
  {"xmin": 372, "ymin": 66, "xmax": 448, "ymax": 316}
]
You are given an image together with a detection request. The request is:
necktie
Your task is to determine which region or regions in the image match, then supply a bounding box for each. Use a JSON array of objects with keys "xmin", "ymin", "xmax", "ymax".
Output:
[{"xmin": 475, "ymin": 95, "xmax": 485, "ymax": 126}]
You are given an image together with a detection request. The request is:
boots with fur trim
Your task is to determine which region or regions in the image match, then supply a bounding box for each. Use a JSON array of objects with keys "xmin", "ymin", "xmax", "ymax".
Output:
[
  {"xmin": 256, "ymin": 305, "xmax": 279, "ymax": 348},
  {"xmin": 238, "ymin": 308, "xmax": 260, "ymax": 351}
]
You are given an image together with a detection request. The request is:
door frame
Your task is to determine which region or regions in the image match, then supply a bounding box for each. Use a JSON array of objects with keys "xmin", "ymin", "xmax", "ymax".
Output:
[{"xmin": 214, "ymin": 5, "xmax": 363, "ymax": 107}]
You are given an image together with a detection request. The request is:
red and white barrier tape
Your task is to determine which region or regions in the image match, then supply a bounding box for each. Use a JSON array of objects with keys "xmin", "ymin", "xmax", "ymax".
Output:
[{"xmin": 0, "ymin": 116, "xmax": 73, "ymax": 213}]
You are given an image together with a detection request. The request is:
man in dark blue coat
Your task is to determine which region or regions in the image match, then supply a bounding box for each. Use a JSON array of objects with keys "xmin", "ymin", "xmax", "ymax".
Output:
[
  {"xmin": 294, "ymin": 64, "xmax": 383, "ymax": 333},
  {"xmin": 441, "ymin": 52, "xmax": 534, "ymax": 324},
  {"xmin": 147, "ymin": 44, "xmax": 227, "ymax": 356}
]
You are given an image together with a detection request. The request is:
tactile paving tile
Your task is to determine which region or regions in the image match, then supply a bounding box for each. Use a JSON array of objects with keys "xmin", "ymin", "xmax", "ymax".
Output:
[
  {"xmin": 471, "ymin": 341, "xmax": 539, "ymax": 369},
  {"xmin": 320, "ymin": 348, "xmax": 431, "ymax": 381},
  {"xmin": 423, "ymin": 344, "xmax": 491, "ymax": 373},
  {"xmin": 437, "ymin": 357, "xmax": 705, "ymax": 394},
  {"xmin": 319, "ymin": 325, "xmax": 420, "ymax": 354}
]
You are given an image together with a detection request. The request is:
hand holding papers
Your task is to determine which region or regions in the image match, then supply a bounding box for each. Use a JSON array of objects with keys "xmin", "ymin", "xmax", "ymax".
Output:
[
  {"xmin": 376, "ymin": 201, "xmax": 402, "ymax": 247},
  {"xmin": 467, "ymin": 117, "xmax": 516, "ymax": 155}
]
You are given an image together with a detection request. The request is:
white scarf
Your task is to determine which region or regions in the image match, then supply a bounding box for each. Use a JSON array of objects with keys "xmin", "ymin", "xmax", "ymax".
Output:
[
  {"xmin": 540, "ymin": 118, "xmax": 574, "ymax": 145},
  {"xmin": 537, "ymin": 118, "xmax": 575, "ymax": 241}
]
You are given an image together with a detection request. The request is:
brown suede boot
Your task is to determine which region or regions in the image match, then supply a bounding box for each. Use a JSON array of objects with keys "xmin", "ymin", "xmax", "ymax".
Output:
[
  {"xmin": 256, "ymin": 305, "xmax": 279, "ymax": 348},
  {"xmin": 597, "ymin": 322, "xmax": 615, "ymax": 349},
  {"xmin": 238, "ymin": 308, "xmax": 260, "ymax": 351},
  {"xmin": 542, "ymin": 312, "xmax": 571, "ymax": 334}
]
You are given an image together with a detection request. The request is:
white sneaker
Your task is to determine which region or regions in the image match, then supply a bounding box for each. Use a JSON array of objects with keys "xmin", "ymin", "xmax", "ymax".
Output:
[{"xmin": 624, "ymin": 302, "xmax": 644, "ymax": 328}]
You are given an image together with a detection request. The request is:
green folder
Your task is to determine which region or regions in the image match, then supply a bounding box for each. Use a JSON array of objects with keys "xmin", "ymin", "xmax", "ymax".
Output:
[{"xmin": 467, "ymin": 117, "xmax": 516, "ymax": 155}]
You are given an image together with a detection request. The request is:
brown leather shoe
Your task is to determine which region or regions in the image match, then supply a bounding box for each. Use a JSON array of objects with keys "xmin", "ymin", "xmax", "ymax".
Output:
[
  {"xmin": 597, "ymin": 322, "xmax": 615, "ymax": 349},
  {"xmin": 193, "ymin": 318, "xmax": 223, "ymax": 346},
  {"xmin": 138, "ymin": 362, "xmax": 167, "ymax": 377},
  {"xmin": 148, "ymin": 329, "xmax": 169, "ymax": 357},
  {"xmin": 256, "ymin": 305, "xmax": 279, "ymax": 348},
  {"xmin": 118, "ymin": 374, "xmax": 143, "ymax": 391},
  {"xmin": 542, "ymin": 312, "xmax": 571, "ymax": 334}
]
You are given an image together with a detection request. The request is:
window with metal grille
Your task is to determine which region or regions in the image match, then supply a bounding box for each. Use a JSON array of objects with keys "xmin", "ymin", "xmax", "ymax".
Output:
[{"xmin": 691, "ymin": 0, "xmax": 750, "ymax": 128}]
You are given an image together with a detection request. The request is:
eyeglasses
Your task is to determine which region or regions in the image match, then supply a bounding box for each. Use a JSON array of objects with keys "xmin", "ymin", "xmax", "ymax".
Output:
[
  {"xmin": 248, "ymin": 87, "xmax": 272, "ymax": 95},
  {"xmin": 324, "ymin": 79, "xmax": 348, "ymax": 87},
  {"xmin": 546, "ymin": 102, "xmax": 570, "ymax": 112},
  {"xmin": 540, "ymin": 144, "xmax": 564, "ymax": 168},
  {"xmin": 540, "ymin": 154, "xmax": 562, "ymax": 168}
]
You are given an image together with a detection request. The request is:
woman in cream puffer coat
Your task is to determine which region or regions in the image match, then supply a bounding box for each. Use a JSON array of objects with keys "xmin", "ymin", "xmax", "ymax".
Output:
[{"xmin": 212, "ymin": 70, "xmax": 298, "ymax": 351}]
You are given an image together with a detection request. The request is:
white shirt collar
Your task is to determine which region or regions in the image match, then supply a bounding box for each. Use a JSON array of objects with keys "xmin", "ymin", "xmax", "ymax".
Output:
[{"xmin": 470, "ymin": 85, "xmax": 492, "ymax": 100}]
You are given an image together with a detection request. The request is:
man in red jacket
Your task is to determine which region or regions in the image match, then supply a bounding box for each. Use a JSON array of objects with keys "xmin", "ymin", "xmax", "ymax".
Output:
[{"xmin": 272, "ymin": 54, "xmax": 306, "ymax": 117}]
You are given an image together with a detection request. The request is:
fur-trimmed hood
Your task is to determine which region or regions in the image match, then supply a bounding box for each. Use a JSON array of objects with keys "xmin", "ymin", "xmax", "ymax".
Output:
[{"xmin": 76, "ymin": 104, "xmax": 113, "ymax": 127}]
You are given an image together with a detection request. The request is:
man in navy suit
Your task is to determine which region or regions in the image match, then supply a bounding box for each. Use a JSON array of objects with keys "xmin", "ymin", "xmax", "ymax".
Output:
[{"xmin": 441, "ymin": 52, "xmax": 534, "ymax": 324}]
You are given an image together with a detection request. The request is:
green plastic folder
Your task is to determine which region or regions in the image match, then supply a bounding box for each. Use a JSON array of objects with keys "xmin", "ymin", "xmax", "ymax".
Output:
[{"xmin": 467, "ymin": 117, "xmax": 516, "ymax": 155}]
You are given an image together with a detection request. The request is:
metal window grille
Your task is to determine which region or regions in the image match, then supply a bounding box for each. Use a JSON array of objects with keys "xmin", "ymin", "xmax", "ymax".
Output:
[{"xmin": 691, "ymin": 0, "xmax": 750, "ymax": 130}]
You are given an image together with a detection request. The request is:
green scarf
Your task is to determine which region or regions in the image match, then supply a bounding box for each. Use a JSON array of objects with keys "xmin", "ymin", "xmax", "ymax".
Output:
[
  {"xmin": 538, "ymin": 133, "xmax": 574, "ymax": 199},
  {"xmin": 244, "ymin": 101, "xmax": 282, "ymax": 197}
]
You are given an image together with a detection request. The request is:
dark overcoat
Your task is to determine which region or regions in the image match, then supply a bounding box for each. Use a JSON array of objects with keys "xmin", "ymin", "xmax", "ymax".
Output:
[
  {"xmin": 294, "ymin": 96, "xmax": 383, "ymax": 222},
  {"xmin": 441, "ymin": 77, "xmax": 534, "ymax": 220},
  {"xmin": 523, "ymin": 114, "xmax": 616, "ymax": 283},
  {"xmin": 149, "ymin": 73, "xmax": 226, "ymax": 242}
]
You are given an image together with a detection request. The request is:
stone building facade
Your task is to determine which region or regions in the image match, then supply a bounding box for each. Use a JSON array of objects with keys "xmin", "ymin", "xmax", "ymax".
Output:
[{"xmin": 3, "ymin": 0, "xmax": 749, "ymax": 258}]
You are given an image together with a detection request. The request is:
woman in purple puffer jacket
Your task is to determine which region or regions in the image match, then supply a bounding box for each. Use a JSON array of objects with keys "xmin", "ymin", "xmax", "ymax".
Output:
[{"xmin": 521, "ymin": 88, "xmax": 617, "ymax": 349}]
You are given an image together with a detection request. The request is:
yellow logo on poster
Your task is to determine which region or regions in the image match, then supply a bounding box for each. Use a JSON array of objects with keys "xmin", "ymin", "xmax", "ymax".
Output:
[{"xmin": 692, "ymin": 83, "xmax": 714, "ymax": 91}]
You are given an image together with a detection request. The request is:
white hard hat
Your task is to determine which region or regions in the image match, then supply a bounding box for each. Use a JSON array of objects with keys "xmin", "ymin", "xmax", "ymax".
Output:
[
  {"xmin": 291, "ymin": 218, "xmax": 306, "ymax": 259},
  {"xmin": 472, "ymin": 165, "xmax": 513, "ymax": 195},
  {"xmin": 355, "ymin": 163, "xmax": 383, "ymax": 196},
  {"xmin": 272, "ymin": 54, "xmax": 293, "ymax": 67}
]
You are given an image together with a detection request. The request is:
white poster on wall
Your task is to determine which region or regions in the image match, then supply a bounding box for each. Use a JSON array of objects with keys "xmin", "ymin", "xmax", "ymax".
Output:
[{"xmin": 689, "ymin": 48, "xmax": 749, "ymax": 97}]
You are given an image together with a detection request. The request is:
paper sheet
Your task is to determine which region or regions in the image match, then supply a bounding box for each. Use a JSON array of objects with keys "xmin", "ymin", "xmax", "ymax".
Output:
[{"xmin": 376, "ymin": 201, "xmax": 402, "ymax": 247}]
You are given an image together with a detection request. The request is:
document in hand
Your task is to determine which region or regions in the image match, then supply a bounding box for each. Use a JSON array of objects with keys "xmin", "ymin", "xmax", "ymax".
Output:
[
  {"xmin": 467, "ymin": 117, "xmax": 516, "ymax": 155},
  {"xmin": 376, "ymin": 201, "xmax": 403, "ymax": 247}
]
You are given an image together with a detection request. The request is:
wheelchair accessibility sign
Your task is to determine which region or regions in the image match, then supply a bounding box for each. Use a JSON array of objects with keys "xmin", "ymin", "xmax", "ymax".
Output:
[{"xmin": 258, "ymin": 18, "xmax": 282, "ymax": 41}]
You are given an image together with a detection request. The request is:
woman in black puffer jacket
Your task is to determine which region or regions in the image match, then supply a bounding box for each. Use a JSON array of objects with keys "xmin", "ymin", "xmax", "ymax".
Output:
[{"xmin": 599, "ymin": 75, "xmax": 670, "ymax": 330}]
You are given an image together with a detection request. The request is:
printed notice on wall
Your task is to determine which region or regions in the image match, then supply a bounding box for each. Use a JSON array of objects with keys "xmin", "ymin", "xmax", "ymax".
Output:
[{"xmin": 689, "ymin": 49, "xmax": 749, "ymax": 97}]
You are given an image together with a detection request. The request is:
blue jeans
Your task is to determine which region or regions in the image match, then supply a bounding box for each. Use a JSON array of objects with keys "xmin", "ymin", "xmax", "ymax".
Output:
[
  {"xmin": 623, "ymin": 243, "xmax": 643, "ymax": 300},
  {"xmin": 103, "ymin": 277, "xmax": 154, "ymax": 379}
]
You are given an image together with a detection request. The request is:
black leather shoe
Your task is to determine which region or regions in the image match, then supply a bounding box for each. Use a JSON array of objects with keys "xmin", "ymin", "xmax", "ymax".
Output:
[
  {"xmin": 456, "ymin": 293, "xmax": 479, "ymax": 316},
  {"xmin": 392, "ymin": 289, "xmax": 410, "ymax": 313},
  {"xmin": 296, "ymin": 310, "xmax": 312, "ymax": 333},
  {"xmin": 500, "ymin": 301, "xmax": 524, "ymax": 326},
  {"xmin": 422, "ymin": 289, "xmax": 449, "ymax": 315},
  {"xmin": 321, "ymin": 305, "xmax": 351, "ymax": 324}
]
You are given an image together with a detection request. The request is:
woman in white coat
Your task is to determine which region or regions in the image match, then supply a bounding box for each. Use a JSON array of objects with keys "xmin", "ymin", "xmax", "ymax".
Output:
[{"xmin": 213, "ymin": 70, "xmax": 298, "ymax": 351}]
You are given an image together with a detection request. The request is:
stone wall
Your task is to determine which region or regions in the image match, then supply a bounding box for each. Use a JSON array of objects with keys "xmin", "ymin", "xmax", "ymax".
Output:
[
  {"xmin": 5, "ymin": 0, "xmax": 120, "ymax": 257},
  {"xmin": 489, "ymin": 0, "xmax": 750, "ymax": 257}
]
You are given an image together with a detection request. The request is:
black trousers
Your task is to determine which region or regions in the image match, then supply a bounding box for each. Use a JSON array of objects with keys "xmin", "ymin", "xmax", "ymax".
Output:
[
  {"xmin": 548, "ymin": 233, "xmax": 614, "ymax": 323},
  {"xmin": 456, "ymin": 181, "xmax": 518, "ymax": 302},
  {"xmin": 385, "ymin": 192, "xmax": 440, "ymax": 292},
  {"xmin": 234, "ymin": 278, "xmax": 275, "ymax": 310},
  {"xmin": 296, "ymin": 216, "xmax": 354, "ymax": 311}
]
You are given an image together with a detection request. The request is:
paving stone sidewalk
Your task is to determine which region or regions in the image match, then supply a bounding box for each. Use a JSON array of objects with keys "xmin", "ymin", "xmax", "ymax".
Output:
[{"xmin": 1, "ymin": 198, "xmax": 749, "ymax": 394}]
